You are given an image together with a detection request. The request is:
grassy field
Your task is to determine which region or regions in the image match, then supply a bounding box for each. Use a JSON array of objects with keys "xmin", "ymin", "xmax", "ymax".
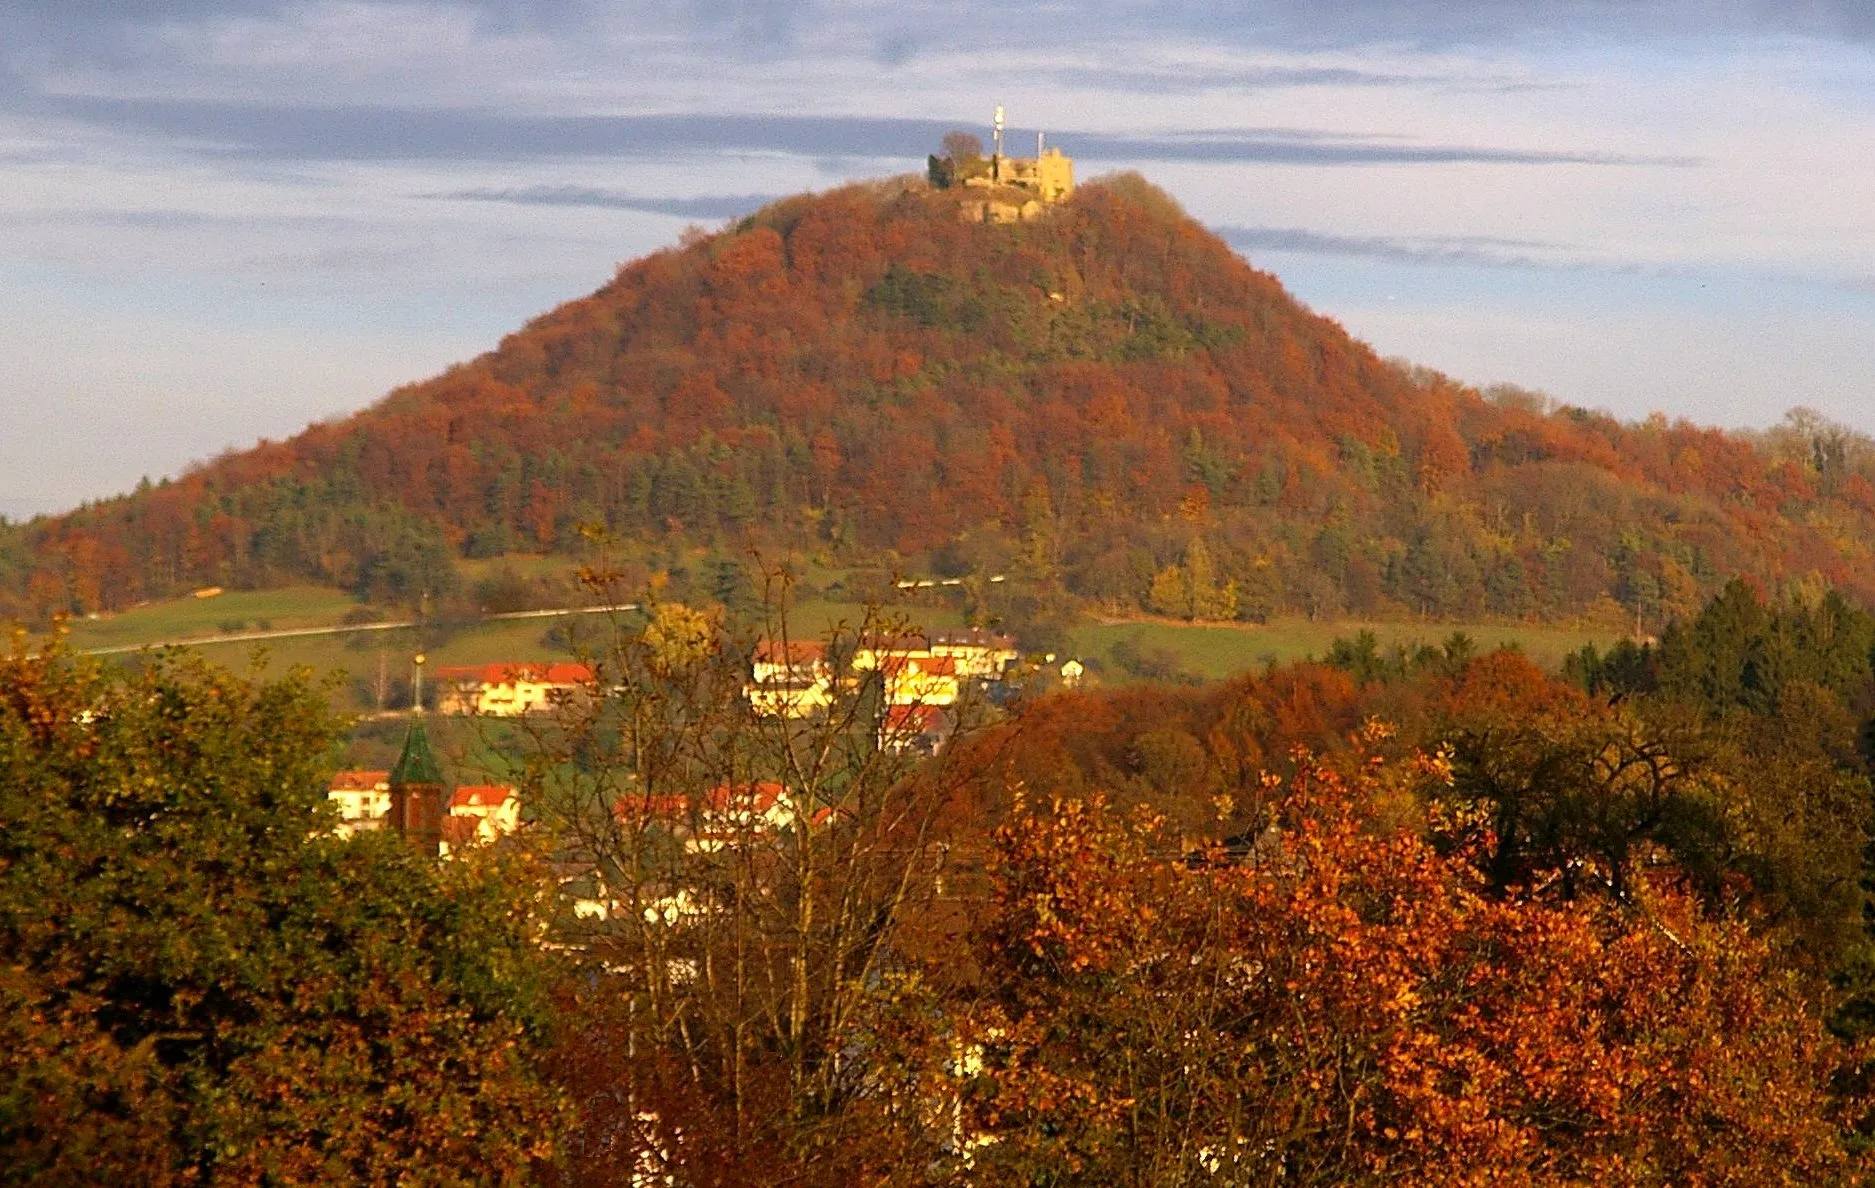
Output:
[
  {"xmin": 65, "ymin": 586, "xmax": 365, "ymax": 651},
  {"xmin": 1073, "ymin": 617, "xmax": 1613, "ymax": 682},
  {"xmin": 91, "ymin": 613, "xmax": 613, "ymax": 704}
]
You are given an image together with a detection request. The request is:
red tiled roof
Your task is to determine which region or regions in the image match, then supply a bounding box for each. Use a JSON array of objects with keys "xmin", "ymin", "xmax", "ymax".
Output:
[
  {"xmin": 329, "ymin": 769, "xmax": 390, "ymax": 791},
  {"xmin": 705, "ymin": 781, "xmax": 786, "ymax": 813},
  {"xmin": 617, "ymin": 780, "xmax": 789, "ymax": 822},
  {"xmin": 754, "ymin": 639, "xmax": 825, "ymax": 664},
  {"xmin": 451, "ymin": 784, "xmax": 515, "ymax": 810},
  {"xmin": 432, "ymin": 662, "xmax": 594, "ymax": 686},
  {"xmin": 877, "ymin": 654, "xmax": 957, "ymax": 677},
  {"xmin": 883, "ymin": 704, "xmax": 945, "ymax": 732}
]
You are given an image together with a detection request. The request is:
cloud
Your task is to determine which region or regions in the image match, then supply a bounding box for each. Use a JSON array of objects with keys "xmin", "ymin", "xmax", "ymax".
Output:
[
  {"xmin": 1219, "ymin": 224, "xmax": 1576, "ymax": 268},
  {"xmin": 1218, "ymin": 226, "xmax": 1755, "ymax": 282},
  {"xmin": 18, "ymin": 207, "xmax": 352, "ymax": 231},
  {"xmin": 1084, "ymin": 1, "xmax": 1875, "ymax": 48},
  {"xmin": 873, "ymin": 30, "xmax": 919, "ymax": 66},
  {"xmin": 433, "ymin": 185, "xmax": 781, "ymax": 220},
  {"xmin": 11, "ymin": 0, "xmax": 1875, "ymax": 50},
  {"xmin": 22, "ymin": 99, "xmax": 936, "ymax": 162},
  {"xmin": 1076, "ymin": 130, "xmax": 1697, "ymax": 167},
  {"xmin": 1039, "ymin": 63, "xmax": 1437, "ymax": 93},
  {"xmin": 1, "ymin": 0, "xmax": 804, "ymax": 63},
  {"xmin": 18, "ymin": 96, "xmax": 1691, "ymax": 169}
]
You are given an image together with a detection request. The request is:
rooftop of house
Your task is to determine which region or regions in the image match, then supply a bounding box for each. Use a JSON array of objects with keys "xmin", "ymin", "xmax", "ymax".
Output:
[
  {"xmin": 432, "ymin": 661, "xmax": 594, "ymax": 686},
  {"xmin": 752, "ymin": 639, "xmax": 826, "ymax": 665},
  {"xmin": 329, "ymin": 769, "xmax": 390, "ymax": 792},
  {"xmin": 882, "ymin": 703, "xmax": 949, "ymax": 732},
  {"xmin": 617, "ymin": 780, "xmax": 791, "ymax": 823},
  {"xmin": 450, "ymin": 784, "xmax": 516, "ymax": 811},
  {"xmin": 877, "ymin": 654, "xmax": 958, "ymax": 677}
]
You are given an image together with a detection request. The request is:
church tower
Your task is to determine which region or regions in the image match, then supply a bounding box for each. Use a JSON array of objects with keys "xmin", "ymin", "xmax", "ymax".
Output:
[{"xmin": 388, "ymin": 653, "xmax": 446, "ymax": 855}]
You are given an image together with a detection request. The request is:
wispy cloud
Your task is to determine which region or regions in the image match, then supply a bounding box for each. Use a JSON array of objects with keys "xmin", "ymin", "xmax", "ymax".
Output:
[
  {"xmin": 1037, "ymin": 63, "xmax": 1435, "ymax": 93},
  {"xmin": 11, "ymin": 0, "xmax": 1875, "ymax": 57},
  {"xmin": 1219, "ymin": 224, "xmax": 1576, "ymax": 268},
  {"xmin": 1077, "ymin": 130, "xmax": 1698, "ymax": 167},
  {"xmin": 18, "ymin": 96, "xmax": 1689, "ymax": 170},
  {"xmin": 432, "ymin": 185, "xmax": 780, "ymax": 220}
]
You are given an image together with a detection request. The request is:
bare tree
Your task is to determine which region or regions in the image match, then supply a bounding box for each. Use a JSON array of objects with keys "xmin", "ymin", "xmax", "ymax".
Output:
[
  {"xmin": 510, "ymin": 558, "xmax": 986, "ymax": 1179},
  {"xmin": 941, "ymin": 131, "xmax": 984, "ymax": 166}
]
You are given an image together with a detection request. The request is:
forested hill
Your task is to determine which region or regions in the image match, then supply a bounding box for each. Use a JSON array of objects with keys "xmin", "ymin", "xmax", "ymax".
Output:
[{"xmin": 7, "ymin": 172, "xmax": 1875, "ymax": 626}]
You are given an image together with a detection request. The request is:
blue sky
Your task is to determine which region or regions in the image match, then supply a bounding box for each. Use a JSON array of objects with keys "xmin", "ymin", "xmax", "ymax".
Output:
[{"xmin": 4, "ymin": 2, "xmax": 1874, "ymax": 518}]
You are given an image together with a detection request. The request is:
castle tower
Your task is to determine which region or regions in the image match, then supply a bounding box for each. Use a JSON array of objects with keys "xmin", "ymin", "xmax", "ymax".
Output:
[{"xmin": 388, "ymin": 654, "xmax": 446, "ymax": 855}]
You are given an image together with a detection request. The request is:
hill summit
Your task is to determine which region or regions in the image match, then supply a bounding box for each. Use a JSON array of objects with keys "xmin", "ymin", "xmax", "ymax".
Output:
[{"xmin": 7, "ymin": 173, "xmax": 1875, "ymax": 628}]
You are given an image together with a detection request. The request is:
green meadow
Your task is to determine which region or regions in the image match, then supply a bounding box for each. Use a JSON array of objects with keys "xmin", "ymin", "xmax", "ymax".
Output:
[
  {"xmin": 1074, "ymin": 617, "xmax": 1614, "ymax": 682},
  {"xmin": 66, "ymin": 586, "xmax": 364, "ymax": 651}
]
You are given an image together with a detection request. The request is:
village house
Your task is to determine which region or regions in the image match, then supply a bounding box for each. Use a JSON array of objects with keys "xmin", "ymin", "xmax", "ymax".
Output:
[
  {"xmin": 554, "ymin": 865, "xmax": 616, "ymax": 923},
  {"xmin": 433, "ymin": 661, "xmax": 594, "ymax": 716},
  {"xmin": 852, "ymin": 630, "xmax": 1016, "ymax": 680},
  {"xmin": 745, "ymin": 639, "xmax": 833, "ymax": 719},
  {"xmin": 929, "ymin": 628, "xmax": 1019, "ymax": 678},
  {"xmin": 326, "ymin": 769, "xmax": 390, "ymax": 837},
  {"xmin": 618, "ymin": 780, "xmax": 800, "ymax": 854},
  {"xmin": 875, "ymin": 653, "xmax": 961, "ymax": 706},
  {"xmin": 751, "ymin": 639, "xmax": 827, "ymax": 684},
  {"xmin": 854, "ymin": 630, "xmax": 1021, "ymax": 705},
  {"xmin": 878, "ymin": 703, "xmax": 954, "ymax": 755},
  {"xmin": 745, "ymin": 628, "xmax": 1017, "ymax": 717},
  {"xmin": 849, "ymin": 633, "xmax": 931, "ymax": 672},
  {"xmin": 445, "ymin": 784, "xmax": 522, "ymax": 849}
]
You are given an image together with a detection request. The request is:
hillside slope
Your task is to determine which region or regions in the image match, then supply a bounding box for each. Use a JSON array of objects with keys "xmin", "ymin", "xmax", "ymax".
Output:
[{"xmin": 6, "ymin": 173, "xmax": 1874, "ymax": 628}]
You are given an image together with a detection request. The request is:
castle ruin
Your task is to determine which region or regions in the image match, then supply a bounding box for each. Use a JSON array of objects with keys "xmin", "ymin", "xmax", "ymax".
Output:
[{"xmin": 930, "ymin": 106, "xmax": 1075, "ymax": 223}]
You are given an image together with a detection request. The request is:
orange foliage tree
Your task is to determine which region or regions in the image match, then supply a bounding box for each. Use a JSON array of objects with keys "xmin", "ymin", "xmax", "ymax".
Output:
[{"xmin": 938, "ymin": 730, "xmax": 1862, "ymax": 1184}]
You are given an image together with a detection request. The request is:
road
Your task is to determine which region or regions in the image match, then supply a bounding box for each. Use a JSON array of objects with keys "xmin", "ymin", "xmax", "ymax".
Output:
[{"xmin": 80, "ymin": 603, "xmax": 642, "ymax": 656}]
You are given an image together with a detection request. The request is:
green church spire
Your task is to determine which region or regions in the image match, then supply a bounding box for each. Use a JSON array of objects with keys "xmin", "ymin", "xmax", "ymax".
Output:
[
  {"xmin": 389, "ymin": 717, "xmax": 444, "ymax": 787},
  {"xmin": 391, "ymin": 653, "xmax": 443, "ymax": 789}
]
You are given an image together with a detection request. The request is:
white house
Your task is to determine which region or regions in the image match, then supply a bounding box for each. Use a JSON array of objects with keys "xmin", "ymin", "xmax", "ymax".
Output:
[{"xmin": 327, "ymin": 769, "xmax": 390, "ymax": 836}]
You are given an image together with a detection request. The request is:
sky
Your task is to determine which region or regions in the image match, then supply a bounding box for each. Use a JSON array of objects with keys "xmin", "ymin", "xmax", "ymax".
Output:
[{"xmin": 4, "ymin": 2, "xmax": 1875, "ymax": 520}]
